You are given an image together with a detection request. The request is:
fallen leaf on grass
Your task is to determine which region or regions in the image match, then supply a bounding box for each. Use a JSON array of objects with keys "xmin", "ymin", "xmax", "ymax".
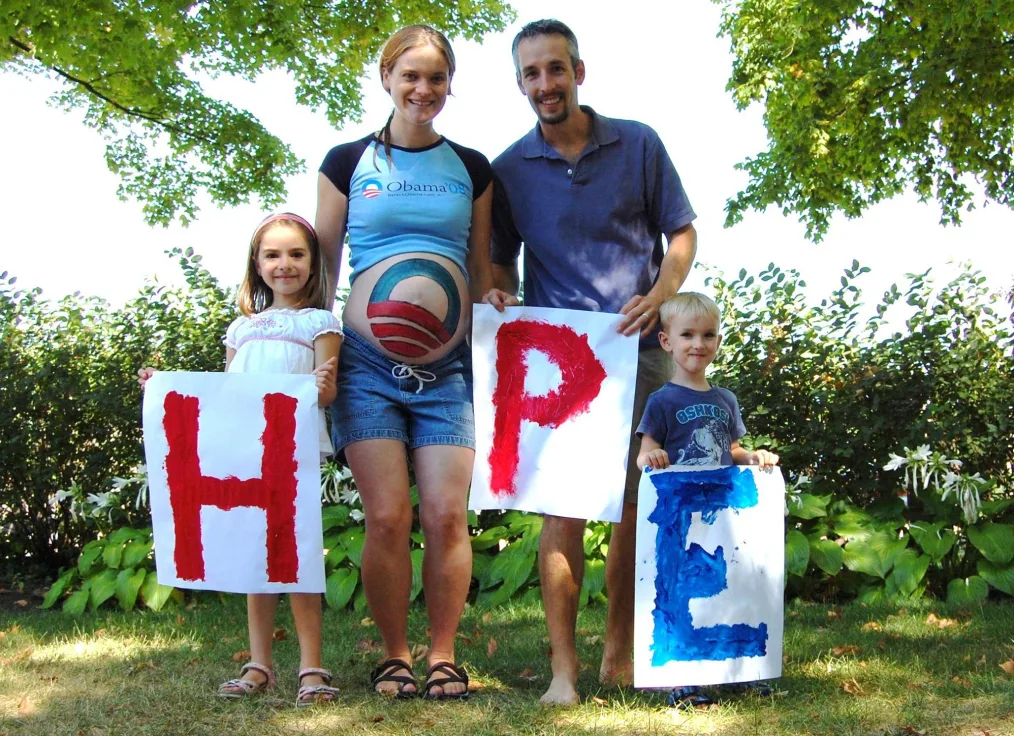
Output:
[
  {"xmin": 832, "ymin": 645, "xmax": 860, "ymax": 657},
  {"xmin": 841, "ymin": 678, "xmax": 864, "ymax": 695},
  {"xmin": 925, "ymin": 613, "xmax": 956, "ymax": 629},
  {"xmin": 232, "ymin": 650, "xmax": 251, "ymax": 662},
  {"xmin": 0, "ymin": 647, "xmax": 33, "ymax": 666},
  {"xmin": 176, "ymin": 615, "xmax": 185, "ymax": 625},
  {"xmin": 487, "ymin": 637, "xmax": 498, "ymax": 657},
  {"xmin": 360, "ymin": 617, "xmax": 374, "ymax": 627},
  {"xmin": 999, "ymin": 660, "xmax": 1014, "ymax": 676},
  {"xmin": 410, "ymin": 643, "xmax": 429, "ymax": 661},
  {"xmin": 185, "ymin": 657, "xmax": 199, "ymax": 667},
  {"xmin": 356, "ymin": 639, "xmax": 380, "ymax": 654},
  {"xmin": 129, "ymin": 661, "xmax": 157, "ymax": 675},
  {"xmin": 518, "ymin": 668, "xmax": 540, "ymax": 681},
  {"xmin": 952, "ymin": 676, "xmax": 973, "ymax": 688},
  {"xmin": 900, "ymin": 727, "xmax": 926, "ymax": 735},
  {"xmin": 17, "ymin": 695, "xmax": 34, "ymax": 717},
  {"xmin": 482, "ymin": 612, "xmax": 493, "ymax": 624},
  {"xmin": 827, "ymin": 610, "xmax": 842, "ymax": 620},
  {"xmin": 590, "ymin": 696, "xmax": 607, "ymax": 706},
  {"xmin": 861, "ymin": 621, "xmax": 882, "ymax": 632},
  {"xmin": 273, "ymin": 627, "xmax": 287, "ymax": 641},
  {"xmin": 15, "ymin": 599, "xmax": 28, "ymax": 607},
  {"xmin": 583, "ymin": 634, "xmax": 602, "ymax": 646},
  {"xmin": 371, "ymin": 716, "xmax": 384, "ymax": 723},
  {"xmin": 38, "ymin": 675, "xmax": 58, "ymax": 683},
  {"xmin": 788, "ymin": 610, "xmax": 799, "ymax": 617}
]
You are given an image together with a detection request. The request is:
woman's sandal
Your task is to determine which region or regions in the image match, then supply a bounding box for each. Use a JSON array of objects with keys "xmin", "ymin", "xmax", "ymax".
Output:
[
  {"xmin": 370, "ymin": 658, "xmax": 417, "ymax": 699},
  {"xmin": 422, "ymin": 661, "xmax": 470, "ymax": 701},
  {"xmin": 295, "ymin": 667, "xmax": 340, "ymax": 708},
  {"xmin": 217, "ymin": 662, "xmax": 275, "ymax": 699}
]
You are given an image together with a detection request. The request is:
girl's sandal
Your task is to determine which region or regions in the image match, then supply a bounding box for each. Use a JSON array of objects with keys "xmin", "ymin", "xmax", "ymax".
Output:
[
  {"xmin": 370, "ymin": 658, "xmax": 417, "ymax": 699},
  {"xmin": 217, "ymin": 662, "xmax": 275, "ymax": 699},
  {"xmin": 422, "ymin": 661, "xmax": 470, "ymax": 701},
  {"xmin": 295, "ymin": 667, "xmax": 340, "ymax": 708}
]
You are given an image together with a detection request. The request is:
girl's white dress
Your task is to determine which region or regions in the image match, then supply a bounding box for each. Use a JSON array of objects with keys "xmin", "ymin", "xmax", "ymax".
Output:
[{"xmin": 224, "ymin": 307, "xmax": 343, "ymax": 455}]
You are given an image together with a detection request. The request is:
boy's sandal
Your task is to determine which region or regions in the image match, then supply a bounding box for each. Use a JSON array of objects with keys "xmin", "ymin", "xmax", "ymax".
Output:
[
  {"xmin": 296, "ymin": 667, "xmax": 340, "ymax": 708},
  {"xmin": 370, "ymin": 658, "xmax": 417, "ymax": 699},
  {"xmin": 217, "ymin": 662, "xmax": 275, "ymax": 699},
  {"xmin": 422, "ymin": 661, "xmax": 470, "ymax": 701},
  {"xmin": 668, "ymin": 685, "xmax": 715, "ymax": 710}
]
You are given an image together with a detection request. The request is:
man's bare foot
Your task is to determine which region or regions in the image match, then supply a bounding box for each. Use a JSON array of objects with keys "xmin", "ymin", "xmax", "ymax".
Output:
[
  {"xmin": 599, "ymin": 660, "xmax": 632, "ymax": 687},
  {"xmin": 370, "ymin": 658, "xmax": 417, "ymax": 697},
  {"xmin": 540, "ymin": 675, "xmax": 580, "ymax": 705}
]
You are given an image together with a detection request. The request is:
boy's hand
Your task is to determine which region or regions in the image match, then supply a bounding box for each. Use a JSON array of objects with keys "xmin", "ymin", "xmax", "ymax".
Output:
[
  {"xmin": 137, "ymin": 367, "xmax": 156, "ymax": 389},
  {"xmin": 751, "ymin": 449, "xmax": 779, "ymax": 468},
  {"xmin": 481, "ymin": 288, "xmax": 520, "ymax": 312},
  {"xmin": 639, "ymin": 449, "xmax": 671, "ymax": 470}
]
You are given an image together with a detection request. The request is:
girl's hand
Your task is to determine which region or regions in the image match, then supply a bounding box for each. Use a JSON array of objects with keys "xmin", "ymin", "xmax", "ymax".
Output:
[
  {"xmin": 314, "ymin": 357, "xmax": 338, "ymax": 404},
  {"xmin": 639, "ymin": 449, "xmax": 670, "ymax": 470},
  {"xmin": 752, "ymin": 449, "xmax": 780, "ymax": 468},
  {"xmin": 137, "ymin": 367, "xmax": 156, "ymax": 389},
  {"xmin": 481, "ymin": 288, "xmax": 520, "ymax": 312}
]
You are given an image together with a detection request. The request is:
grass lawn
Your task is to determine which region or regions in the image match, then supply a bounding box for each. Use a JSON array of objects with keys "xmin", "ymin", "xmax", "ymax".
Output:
[{"xmin": 2, "ymin": 596, "xmax": 1013, "ymax": 735}]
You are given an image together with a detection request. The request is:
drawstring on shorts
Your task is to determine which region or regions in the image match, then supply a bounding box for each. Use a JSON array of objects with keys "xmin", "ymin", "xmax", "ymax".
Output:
[{"xmin": 392, "ymin": 363, "xmax": 436, "ymax": 393}]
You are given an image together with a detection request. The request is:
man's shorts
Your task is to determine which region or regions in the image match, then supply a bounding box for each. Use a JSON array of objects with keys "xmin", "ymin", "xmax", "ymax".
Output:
[
  {"xmin": 623, "ymin": 347, "xmax": 672, "ymax": 505},
  {"xmin": 329, "ymin": 325, "xmax": 475, "ymax": 455}
]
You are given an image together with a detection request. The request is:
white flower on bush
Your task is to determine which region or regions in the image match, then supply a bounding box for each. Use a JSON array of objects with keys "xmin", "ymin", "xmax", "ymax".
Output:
[
  {"xmin": 349, "ymin": 509, "xmax": 364, "ymax": 522},
  {"xmin": 339, "ymin": 487, "xmax": 360, "ymax": 506},
  {"xmin": 885, "ymin": 444, "xmax": 983, "ymax": 523}
]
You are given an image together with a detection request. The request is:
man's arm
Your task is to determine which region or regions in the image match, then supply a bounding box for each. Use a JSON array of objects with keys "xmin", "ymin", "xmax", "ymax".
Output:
[
  {"xmin": 492, "ymin": 262, "xmax": 520, "ymax": 296},
  {"xmin": 617, "ymin": 222, "xmax": 697, "ymax": 337}
]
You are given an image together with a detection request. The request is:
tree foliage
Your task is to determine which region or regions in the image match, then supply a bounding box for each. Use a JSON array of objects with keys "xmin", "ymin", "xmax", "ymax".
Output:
[
  {"xmin": 1, "ymin": 0, "xmax": 513, "ymax": 225},
  {"xmin": 717, "ymin": 0, "xmax": 1014, "ymax": 240}
]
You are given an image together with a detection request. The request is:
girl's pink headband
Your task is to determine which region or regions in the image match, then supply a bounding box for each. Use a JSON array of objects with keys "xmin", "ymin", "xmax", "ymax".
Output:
[{"xmin": 252, "ymin": 213, "xmax": 317, "ymax": 241}]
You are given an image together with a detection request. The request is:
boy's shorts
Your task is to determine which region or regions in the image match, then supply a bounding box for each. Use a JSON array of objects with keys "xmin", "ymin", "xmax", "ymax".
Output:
[
  {"xmin": 623, "ymin": 347, "xmax": 672, "ymax": 505},
  {"xmin": 329, "ymin": 326, "xmax": 475, "ymax": 456}
]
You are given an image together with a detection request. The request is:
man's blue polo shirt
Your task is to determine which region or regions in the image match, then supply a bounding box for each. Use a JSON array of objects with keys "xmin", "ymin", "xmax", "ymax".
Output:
[{"xmin": 491, "ymin": 106, "xmax": 696, "ymax": 345}]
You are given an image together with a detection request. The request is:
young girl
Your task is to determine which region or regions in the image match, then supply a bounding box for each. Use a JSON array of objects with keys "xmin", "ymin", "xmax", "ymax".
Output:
[
  {"xmin": 314, "ymin": 26, "xmax": 511, "ymax": 699},
  {"xmin": 140, "ymin": 213, "xmax": 342, "ymax": 707}
]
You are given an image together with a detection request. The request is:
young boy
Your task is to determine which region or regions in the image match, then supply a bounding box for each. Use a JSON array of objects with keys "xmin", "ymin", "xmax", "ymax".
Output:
[{"xmin": 635, "ymin": 291, "xmax": 778, "ymax": 709}]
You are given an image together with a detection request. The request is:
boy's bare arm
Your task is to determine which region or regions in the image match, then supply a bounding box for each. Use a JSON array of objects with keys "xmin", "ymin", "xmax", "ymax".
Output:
[{"xmin": 731, "ymin": 441, "xmax": 779, "ymax": 468}]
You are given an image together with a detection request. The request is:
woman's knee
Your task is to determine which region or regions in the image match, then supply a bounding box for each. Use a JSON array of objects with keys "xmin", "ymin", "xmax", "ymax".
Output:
[
  {"xmin": 365, "ymin": 502, "xmax": 413, "ymax": 544},
  {"xmin": 420, "ymin": 502, "xmax": 468, "ymax": 546}
]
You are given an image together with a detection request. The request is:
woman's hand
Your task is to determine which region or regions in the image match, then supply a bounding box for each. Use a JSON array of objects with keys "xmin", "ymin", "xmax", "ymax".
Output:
[
  {"xmin": 314, "ymin": 357, "xmax": 338, "ymax": 405},
  {"xmin": 137, "ymin": 367, "xmax": 156, "ymax": 389},
  {"xmin": 481, "ymin": 288, "xmax": 520, "ymax": 312}
]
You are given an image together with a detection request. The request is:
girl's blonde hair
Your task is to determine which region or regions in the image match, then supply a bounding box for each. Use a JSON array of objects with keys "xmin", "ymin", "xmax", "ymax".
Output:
[
  {"xmin": 375, "ymin": 25, "xmax": 456, "ymax": 167},
  {"xmin": 237, "ymin": 213, "xmax": 328, "ymax": 316},
  {"xmin": 658, "ymin": 292, "xmax": 723, "ymax": 333}
]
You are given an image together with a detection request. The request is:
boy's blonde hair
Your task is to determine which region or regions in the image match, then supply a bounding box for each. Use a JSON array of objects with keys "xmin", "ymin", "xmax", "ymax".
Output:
[{"xmin": 658, "ymin": 292, "xmax": 722, "ymax": 332}]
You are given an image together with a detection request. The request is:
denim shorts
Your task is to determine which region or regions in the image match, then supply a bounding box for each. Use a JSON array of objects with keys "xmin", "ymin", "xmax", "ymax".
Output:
[{"xmin": 329, "ymin": 325, "xmax": 475, "ymax": 455}]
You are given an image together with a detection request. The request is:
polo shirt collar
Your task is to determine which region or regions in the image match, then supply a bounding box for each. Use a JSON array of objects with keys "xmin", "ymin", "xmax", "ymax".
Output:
[{"xmin": 521, "ymin": 106, "xmax": 620, "ymax": 160}]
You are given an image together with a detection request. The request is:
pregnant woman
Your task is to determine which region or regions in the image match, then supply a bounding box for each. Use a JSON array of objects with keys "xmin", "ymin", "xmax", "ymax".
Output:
[{"xmin": 315, "ymin": 25, "xmax": 511, "ymax": 700}]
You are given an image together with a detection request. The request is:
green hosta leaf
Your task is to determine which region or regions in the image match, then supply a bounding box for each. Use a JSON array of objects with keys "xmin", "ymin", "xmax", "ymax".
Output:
[
  {"xmin": 140, "ymin": 573, "xmax": 176, "ymax": 611},
  {"xmin": 471, "ymin": 526, "xmax": 508, "ymax": 551},
  {"xmin": 115, "ymin": 568, "xmax": 146, "ymax": 612},
  {"xmin": 788, "ymin": 493, "xmax": 830, "ymax": 520},
  {"xmin": 887, "ymin": 549, "xmax": 930, "ymax": 597},
  {"xmin": 471, "ymin": 551, "xmax": 491, "ymax": 583},
  {"xmin": 946, "ymin": 576, "xmax": 989, "ymax": 604},
  {"xmin": 477, "ymin": 582, "xmax": 514, "ymax": 608},
  {"xmin": 121, "ymin": 539, "xmax": 153, "ymax": 569},
  {"xmin": 843, "ymin": 532, "xmax": 907, "ymax": 579},
  {"xmin": 325, "ymin": 567, "xmax": 359, "ymax": 610},
  {"xmin": 78, "ymin": 540, "xmax": 106, "ymax": 575},
  {"xmin": 325, "ymin": 545, "xmax": 347, "ymax": 569},
  {"xmin": 339, "ymin": 529, "xmax": 365, "ymax": 567},
  {"xmin": 832, "ymin": 508, "xmax": 876, "ymax": 540},
  {"xmin": 501, "ymin": 550, "xmax": 536, "ymax": 598},
  {"xmin": 322, "ymin": 504, "xmax": 351, "ymax": 531},
  {"xmin": 63, "ymin": 589, "xmax": 91, "ymax": 616},
  {"xmin": 908, "ymin": 522, "xmax": 957, "ymax": 562},
  {"xmin": 409, "ymin": 549, "xmax": 424, "ymax": 602},
  {"xmin": 977, "ymin": 560, "xmax": 1014, "ymax": 595},
  {"xmin": 582, "ymin": 558, "xmax": 606, "ymax": 601},
  {"xmin": 785, "ymin": 530, "xmax": 810, "ymax": 576},
  {"xmin": 809, "ymin": 538, "xmax": 844, "ymax": 575},
  {"xmin": 102, "ymin": 542, "xmax": 125, "ymax": 570},
  {"xmin": 108, "ymin": 527, "xmax": 146, "ymax": 545},
  {"xmin": 353, "ymin": 588, "xmax": 368, "ymax": 613},
  {"xmin": 967, "ymin": 523, "xmax": 1014, "ymax": 565},
  {"xmin": 88, "ymin": 570, "xmax": 118, "ymax": 610},
  {"xmin": 857, "ymin": 584, "xmax": 887, "ymax": 605},
  {"xmin": 481, "ymin": 541, "xmax": 526, "ymax": 590},
  {"xmin": 42, "ymin": 569, "xmax": 77, "ymax": 609}
]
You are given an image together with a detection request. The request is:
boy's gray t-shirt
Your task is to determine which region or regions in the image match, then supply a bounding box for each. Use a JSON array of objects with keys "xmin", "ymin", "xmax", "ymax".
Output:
[{"xmin": 636, "ymin": 383, "xmax": 747, "ymax": 466}]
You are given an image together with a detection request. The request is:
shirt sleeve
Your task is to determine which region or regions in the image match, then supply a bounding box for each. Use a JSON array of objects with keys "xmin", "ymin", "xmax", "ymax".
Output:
[
  {"xmin": 311, "ymin": 310, "xmax": 344, "ymax": 341},
  {"xmin": 223, "ymin": 316, "xmax": 243, "ymax": 349},
  {"xmin": 644, "ymin": 127, "xmax": 697, "ymax": 235},
  {"xmin": 723, "ymin": 389, "xmax": 748, "ymax": 442},
  {"xmin": 490, "ymin": 172, "xmax": 523, "ymax": 266},
  {"xmin": 319, "ymin": 137, "xmax": 371, "ymax": 197},
  {"xmin": 636, "ymin": 391, "xmax": 667, "ymax": 443},
  {"xmin": 445, "ymin": 140, "xmax": 493, "ymax": 200}
]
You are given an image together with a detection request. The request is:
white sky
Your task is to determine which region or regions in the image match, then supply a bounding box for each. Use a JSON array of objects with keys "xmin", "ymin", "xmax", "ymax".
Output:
[{"xmin": 2, "ymin": 0, "xmax": 1012, "ymax": 311}]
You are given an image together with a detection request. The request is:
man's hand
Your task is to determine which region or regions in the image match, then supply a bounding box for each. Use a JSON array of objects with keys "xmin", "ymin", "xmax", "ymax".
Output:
[
  {"xmin": 617, "ymin": 294, "xmax": 662, "ymax": 337},
  {"xmin": 481, "ymin": 288, "xmax": 521, "ymax": 312},
  {"xmin": 137, "ymin": 367, "xmax": 156, "ymax": 389},
  {"xmin": 638, "ymin": 448, "xmax": 670, "ymax": 470}
]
